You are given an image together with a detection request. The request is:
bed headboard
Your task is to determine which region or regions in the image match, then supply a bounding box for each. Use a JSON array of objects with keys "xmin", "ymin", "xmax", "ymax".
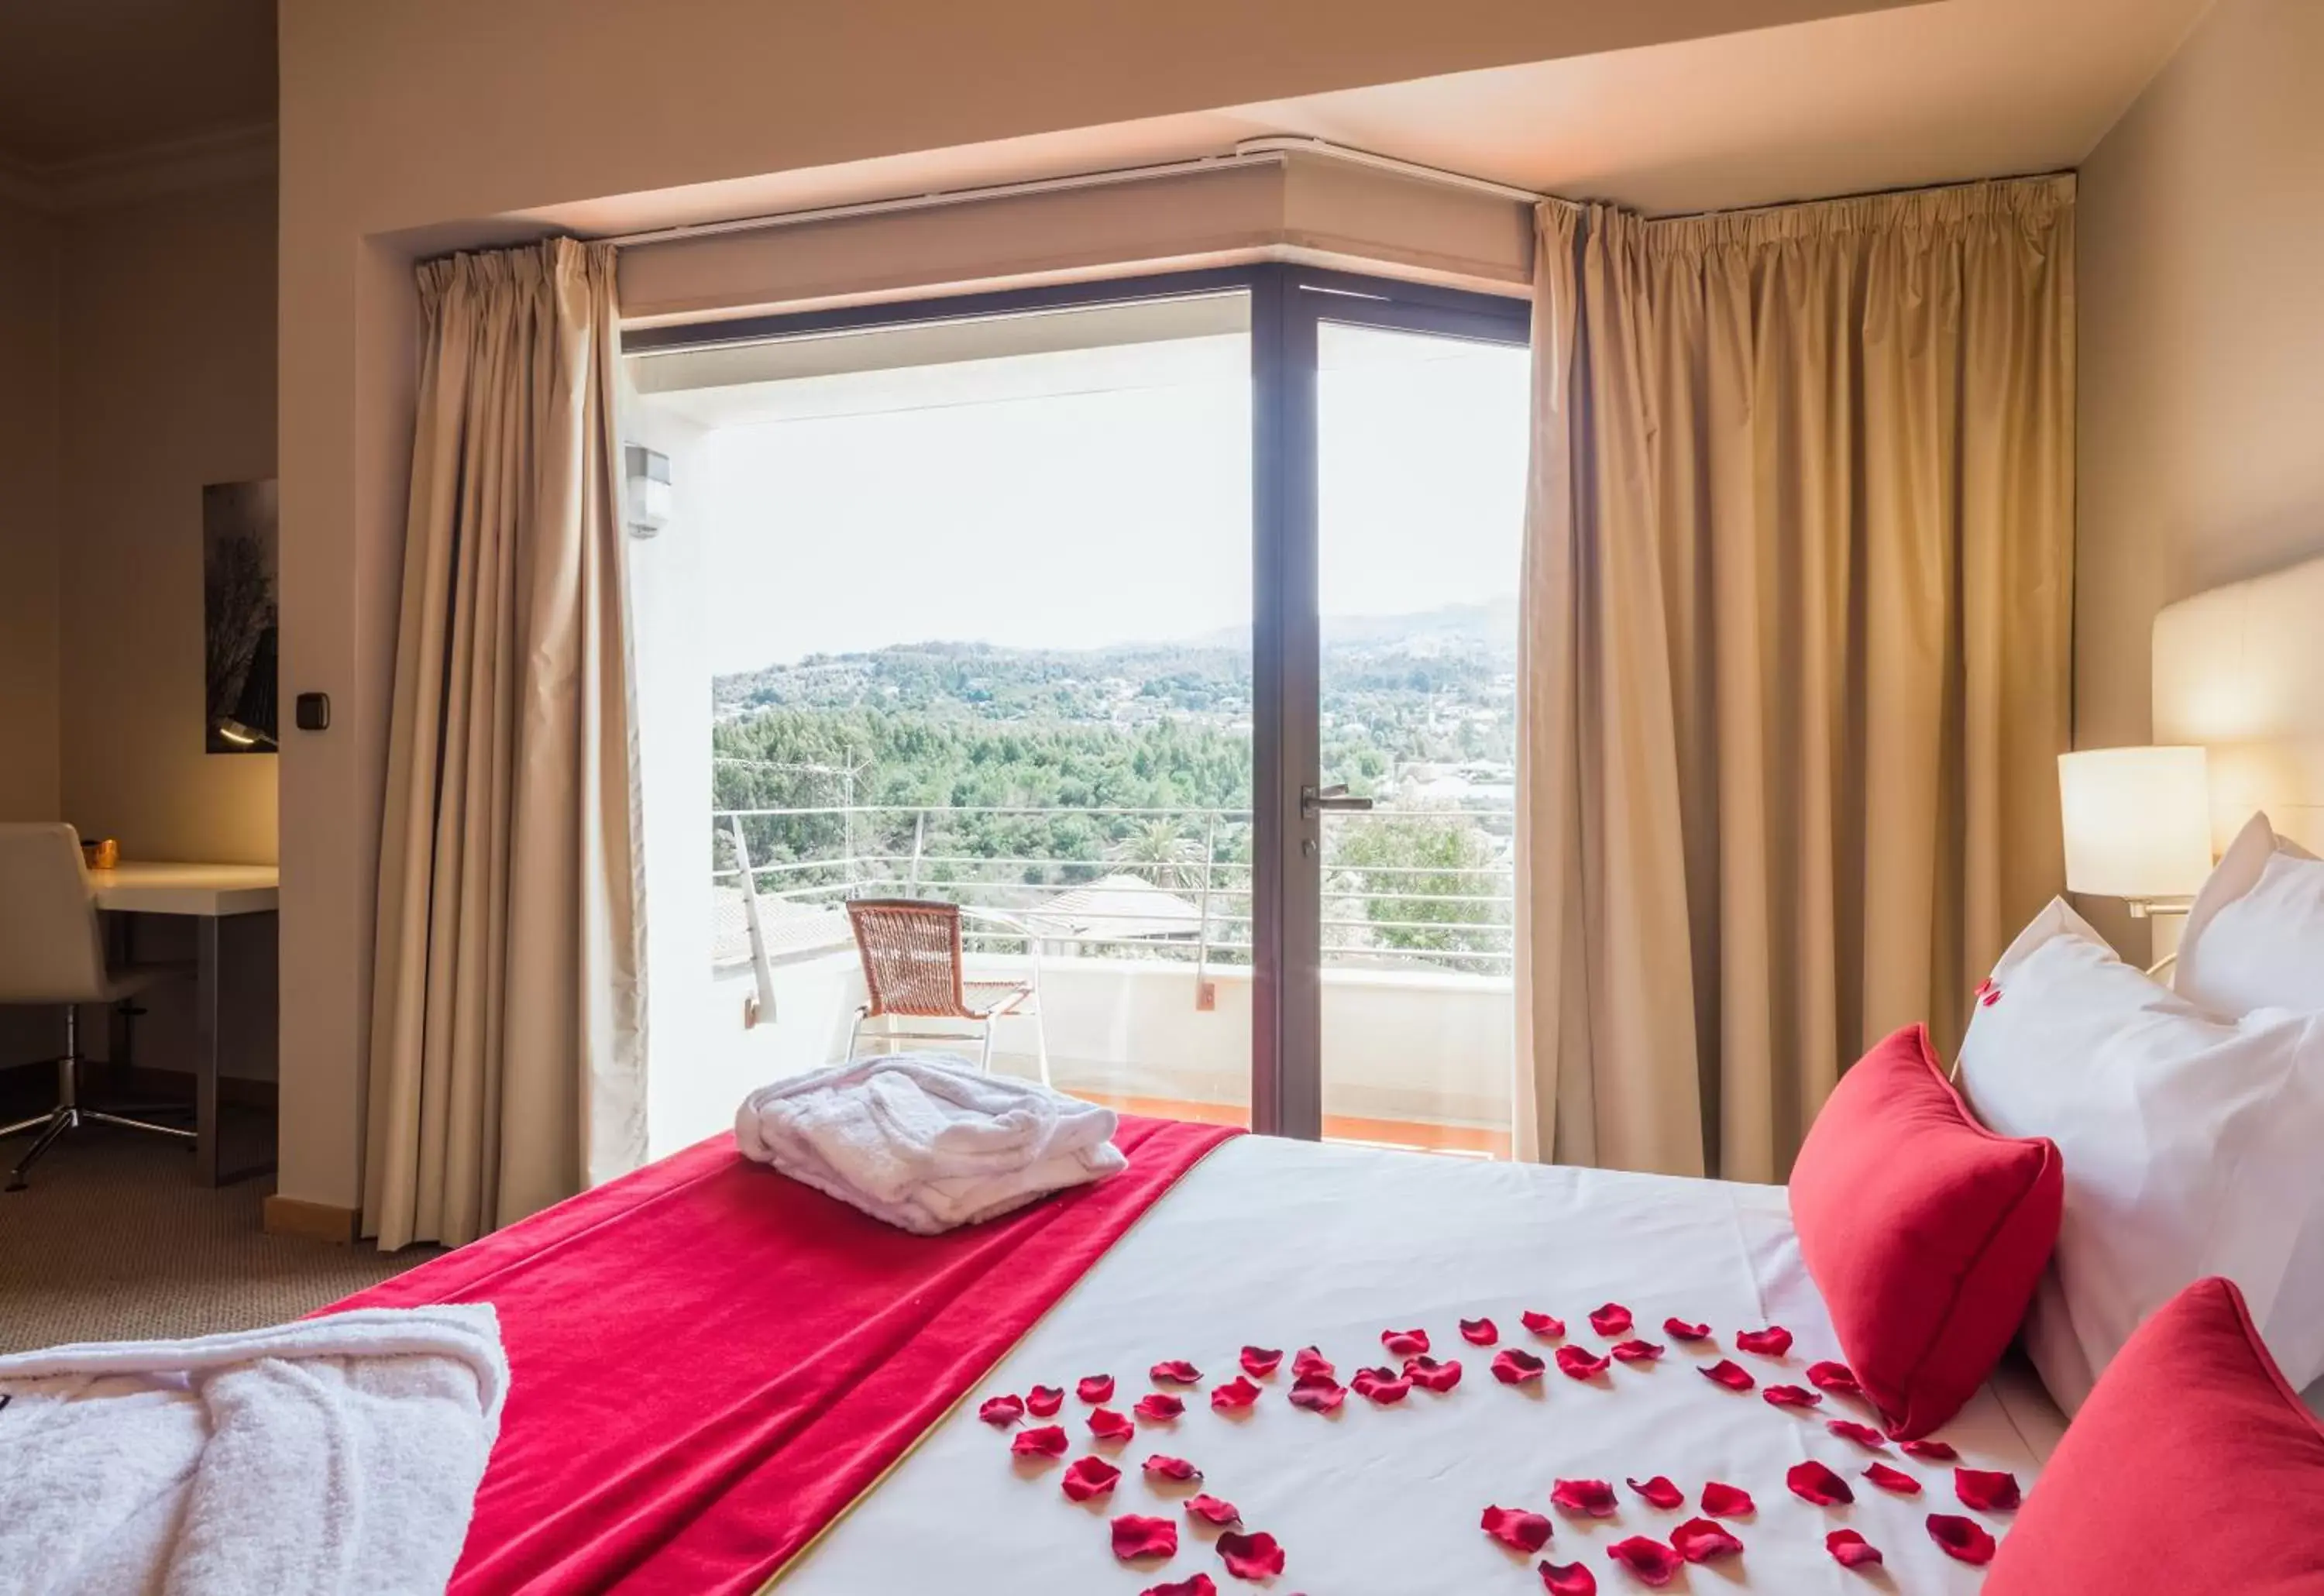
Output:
[{"xmin": 2151, "ymin": 553, "xmax": 2324, "ymax": 855}]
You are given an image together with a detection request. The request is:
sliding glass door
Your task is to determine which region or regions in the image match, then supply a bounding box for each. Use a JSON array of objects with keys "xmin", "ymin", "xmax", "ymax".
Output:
[{"xmin": 627, "ymin": 266, "xmax": 1529, "ymax": 1153}]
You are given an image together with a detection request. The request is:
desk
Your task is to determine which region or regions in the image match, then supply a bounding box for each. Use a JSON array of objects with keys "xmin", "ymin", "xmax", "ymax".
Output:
[{"xmin": 90, "ymin": 863, "xmax": 280, "ymax": 1186}]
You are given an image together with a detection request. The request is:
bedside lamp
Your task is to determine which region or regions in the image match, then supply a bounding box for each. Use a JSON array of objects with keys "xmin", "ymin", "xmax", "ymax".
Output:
[{"xmin": 2058, "ymin": 746, "xmax": 2212, "ymax": 918}]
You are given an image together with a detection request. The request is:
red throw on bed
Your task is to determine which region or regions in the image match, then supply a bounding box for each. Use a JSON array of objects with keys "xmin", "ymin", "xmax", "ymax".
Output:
[{"xmin": 332, "ymin": 1113, "xmax": 1236, "ymax": 1594}]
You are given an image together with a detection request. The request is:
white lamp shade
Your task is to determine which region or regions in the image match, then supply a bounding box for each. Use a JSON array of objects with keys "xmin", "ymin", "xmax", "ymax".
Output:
[{"xmin": 2058, "ymin": 746, "xmax": 2213, "ymax": 899}]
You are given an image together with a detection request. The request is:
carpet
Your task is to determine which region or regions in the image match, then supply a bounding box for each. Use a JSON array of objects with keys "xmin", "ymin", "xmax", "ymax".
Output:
[{"xmin": 0, "ymin": 1106, "xmax": 436, "ymax": 1353}]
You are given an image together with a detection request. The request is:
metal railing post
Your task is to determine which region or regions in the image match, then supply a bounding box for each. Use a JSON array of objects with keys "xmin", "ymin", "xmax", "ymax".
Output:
[{"xmin": 727, "ymin": 814, "xmax": 779, "ymax": 1027}]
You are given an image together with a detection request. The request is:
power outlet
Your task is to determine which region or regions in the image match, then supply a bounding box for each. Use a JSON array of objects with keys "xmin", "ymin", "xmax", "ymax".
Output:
[{"xmin": 1195, "ymin": 980, "xmax": 1217, "ymax": 1012}]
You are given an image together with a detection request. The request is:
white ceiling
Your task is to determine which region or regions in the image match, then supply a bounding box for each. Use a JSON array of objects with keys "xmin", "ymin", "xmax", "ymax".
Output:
[
  {"xmin": 0, "ymin": 0, "xmax": 274, "ymax": 171},
  {"xmin": 1240, "ymin": 0, "xmax": 2218, "ymax": 215},
  {"xmin": 538, "ymin": 0, "xmax": 2216, "ymax": 239}
]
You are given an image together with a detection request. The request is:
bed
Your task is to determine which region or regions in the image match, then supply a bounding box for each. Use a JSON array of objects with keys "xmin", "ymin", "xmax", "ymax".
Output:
[
  {"xmin": 782, "ymin": 1133, "xmax": 2059, "ymax": 1594},
  {"xmin": 348, "ymin": 1123, "xmax": 2058, "ymax": 1594}
]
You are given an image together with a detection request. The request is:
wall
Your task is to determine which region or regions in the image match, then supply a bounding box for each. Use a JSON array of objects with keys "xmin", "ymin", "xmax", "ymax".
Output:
[
  {"xmin": 0, "ymin": 194, "xmax": 60, "ymax": 826},
  {"xmin": 2075, "ymin": 0, "xmax": 2324, "ymax": 955},
  {"xmin": 59, "ymin": 177, "xmax": 279, "ymax": 865},
  {"xmin": 277, "ymin": 0, "xmax": 1906, "ymax": 1210}
]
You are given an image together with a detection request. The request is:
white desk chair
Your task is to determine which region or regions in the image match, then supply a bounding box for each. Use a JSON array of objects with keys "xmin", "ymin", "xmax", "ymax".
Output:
[{"xmin": 0, "ymin": 824, "xmax": 194, "ymax": 1191}]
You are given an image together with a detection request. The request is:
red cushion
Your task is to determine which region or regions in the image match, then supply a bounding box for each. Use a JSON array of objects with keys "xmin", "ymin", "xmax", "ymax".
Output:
[
  {"xmin": 1789, "ymin": 1023, "xmax": 2062, "ymax": 1437},
  {"xmin": 1987, "ymin": 1277, "xmax": 2324, "ymax": 1594}
]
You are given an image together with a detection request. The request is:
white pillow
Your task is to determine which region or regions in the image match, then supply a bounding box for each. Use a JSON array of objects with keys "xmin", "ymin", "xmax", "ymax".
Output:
[
  {"xmin": 1955, "ymin": 897, "xmax": 2324, "ymax": 1415},
  {"xmin": 2174, "ymin": 810, "xmax": 2324, "ymax": 1016}
]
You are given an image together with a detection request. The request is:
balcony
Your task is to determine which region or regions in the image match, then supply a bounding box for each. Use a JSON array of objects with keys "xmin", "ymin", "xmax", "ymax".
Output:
[{"xmin": 688, "ymin": 803, "xmax": 1515, "ymax": 1160}]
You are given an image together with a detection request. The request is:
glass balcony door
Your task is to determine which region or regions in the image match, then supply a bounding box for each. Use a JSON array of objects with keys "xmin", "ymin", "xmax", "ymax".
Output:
[{"xmin": 627, "ymin": 267, "xmax": 1530, "ymax": 1153}]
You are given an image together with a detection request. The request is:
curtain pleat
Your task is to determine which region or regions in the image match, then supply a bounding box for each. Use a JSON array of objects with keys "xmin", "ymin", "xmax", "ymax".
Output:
[
  {"xmin": 1518, "ymin": 177, "xmax": 2075, "ymax": 1181},
  {"xmin": 364, "ymin": 238, "xmax": 645, "ymax": 1251}
]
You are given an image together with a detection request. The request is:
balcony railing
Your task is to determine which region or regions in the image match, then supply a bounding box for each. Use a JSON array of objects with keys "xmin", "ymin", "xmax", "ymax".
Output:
[{"xmin": 710, "ymin": 802, "xmax": 1514, "ymax": 985}]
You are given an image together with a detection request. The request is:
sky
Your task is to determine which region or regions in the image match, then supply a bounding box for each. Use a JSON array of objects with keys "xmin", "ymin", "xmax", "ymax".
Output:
[{"xmin": 693, "ymin": 322, "xmax": 1531, "ymax": 676}]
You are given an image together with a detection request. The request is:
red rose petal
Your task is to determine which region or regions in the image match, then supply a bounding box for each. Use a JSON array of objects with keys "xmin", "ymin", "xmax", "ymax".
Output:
[
  {"xmin": 1786, "ymin": 1460, "xmax": 1855, "ymax": 1506},
  {"xmin": 979, "ymin": 1394, "xmax": 1025, "ymax": 1426},
  {"xmin": 1239, "ymin": 1346, "xmax": 1282, "ymax": 1378},
  {"xmin": 1483, "ymin": 1505, "xmax": 1556, "ymax": 1553},
  {"xmin": 1609, "ymin": 1339, "xmax": 1666, "ymax": 1364},
  {"xmin": 1627, "ymin": 1475, "xmax": 1685, "ymax": 1511},
  {"xmin": 1954, "ymin": 1467, "xmax": 2022, "ymax": 1512},
  {"xmin": 1142, "ymin": 1578, "xmax": 1218, "ymax": 1596},
  {"xmin": 1078, "ymin": 1374, "xmax": 1115, "ymax": 1404},
  {"xmin": 1588, "ymin": 1303, "xmax": 1634, "ymax": 1337},
  {"xmin": 1112, "ymin": 1513, "xmax": 1179, "ymax": 1562},
  {"xmin": 1026, "ymin": 1384, "xmax": 1064, "ymax": 1417},
  {"xmin": 1899, "ymin": 1439, "xmax": 1958, "ymax": 1462},
  {"xmin": 1209, "ymin": 1376, "xmax": 1262, "ymax": 1412},
  {"xmin": 1662, "ymin": 1318, "xmax": 1712, "ymax": 1342},
  {"xmin": 1063, "ymin": 1455, "xmax": 1122, "ymax": 1501},
  {"xmin": 1143, "ymin": 1453, "xmax": 1203, "ymax": 1483},
  {"xmin": 1010, "ymin": 1423, "xmax": 1069, "ymax": 1460},
  {"xmin": 1522, "ymin": 1311, "xmax": 1567, "ymax": 1339},
  {"xmin": 1552, "ymin": 1345, "xmax": 1609, "ymax": 1381},
  {"xmin": 1827, "ymin": 1419, "xmax": 1889, "ymax": 1450},
  {"xmin": 1538, "ymin": 1560, "xmax": 1597, "ymax": 1596},
  {"xmin": 1291, "ymin": 1346, "xmax": 1336, "ymax": 1381},
  {"xmin": 1216, "ymin": 1529, "xmax": 1285, "ymax": 1581},
  {"xmin": 1670, "ymin": 1517, "xmax": 1743, "ymax": 1563},
  {"xmin": 1863, "ymin": 1462, "xmax": 1921, "ymax": 1496},
  {"xmin": 1826, "ymin": 1529, "xmax": 1883, "ymax": 1569},
  {"xmin": 1404, "ymin": 1354, "xmax": 1464, "ymax": 1393},
  {"xmin": 1351, "ymin": 1365, "xmax": 1412, "ymax": 1405},
  {"xmin": 1381, "ymin": 1327, "xmax": 1431, "ymax": 1357},
  {"xmin": 1604, "ymin": 1536, "xmax": 1682, "ymax": 1587},
  {"xmin": 1699, "ymin": 1481, "xmax": 1755, "ymax": 1519},
  {"xmin": 1186, "ymin": 1493, "xmax": 1242, "ymax": 1526},
  {"xmin": 1459, "ymin": 1317, "xmax": 1500, "ymax": 1345},
  {"xmin": 1551, "ymin": 1478, "xmax": 1620, "ymax": 1519},
  {"xmin": 1806, "ymin": 1360, "xmax": 1860, "ymax": 1395},
  {"xmin": 1698, "ymin": 1358, "xmax": 1755, "ymax": 1391},
  {"xmin": 1150, "ymin": 1360, "xmax": 1202, "ymax": 1385},
  {"xmin": 1089, "ymin": 1406, "xmax": 1136, "ymax": 1441},
  {"xmin": 1762, "ymin": 1384, "xmax": 1821, "ymax": 1409},
  {"xmin": 1734, "ymin": 1326, "xmax": 1793, "ymax": 1357},
  {"xmin": 1133, "ymin": 1393, "xmax": 1184, "ymax": 1422},
  {"xmin": 1496, "ymin": 1347, "xmax": 1550, "ymax": 1384},
  {"xmin": 1927, "ymin": 1513, "xmax": 1998, "ymax": 1566},
  {"xmin": 1287, "ymin": 1373, "xmax": 1346, "ymax": 1412}
]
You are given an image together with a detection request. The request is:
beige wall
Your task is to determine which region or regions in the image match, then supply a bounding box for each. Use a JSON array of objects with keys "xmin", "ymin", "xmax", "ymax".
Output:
[
  {"xmin": 59, "ymin": 177, "xmax": 279, "ymax": 865},
  {"xmin": 2075, "ymin": 0, "xmax": 2324, "ymax": 953},
  {"xmin": 0, "ymin": 194, "xmax": 60, "ymax": 827},
  {"xmin": 278, "ymin": 0, "xmax": 1905, "ymax": 1211}
]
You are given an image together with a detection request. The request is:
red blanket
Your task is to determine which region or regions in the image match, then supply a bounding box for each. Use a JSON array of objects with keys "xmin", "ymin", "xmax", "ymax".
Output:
[{"xmin": 333, "ymin": 1113, "xmax": 1236, "ymax": 1594}]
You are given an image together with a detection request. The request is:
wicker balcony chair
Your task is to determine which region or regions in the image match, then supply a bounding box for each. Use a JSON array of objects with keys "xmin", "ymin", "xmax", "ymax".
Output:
[{"xmin": 844, "ymin": 898, "xmax": 1050, "ymax": 1084}]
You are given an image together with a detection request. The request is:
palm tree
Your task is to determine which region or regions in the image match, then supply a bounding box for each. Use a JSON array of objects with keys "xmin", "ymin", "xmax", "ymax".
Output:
[{"xmin": 1108, "ymin": 819, "xmax": 1205, "ymax": 890}]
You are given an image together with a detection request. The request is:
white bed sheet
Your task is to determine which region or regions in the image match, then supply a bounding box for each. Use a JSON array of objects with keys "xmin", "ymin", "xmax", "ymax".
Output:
[{"xmin": 782, "ymin": 1136, "xmax": 2057, "ymax": 1594}]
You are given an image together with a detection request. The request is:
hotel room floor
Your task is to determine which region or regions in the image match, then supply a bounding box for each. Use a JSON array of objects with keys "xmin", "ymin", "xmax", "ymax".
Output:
[{"xmin": 0, "ymin": 1101, "xmax": 436, "ymax": 1354}]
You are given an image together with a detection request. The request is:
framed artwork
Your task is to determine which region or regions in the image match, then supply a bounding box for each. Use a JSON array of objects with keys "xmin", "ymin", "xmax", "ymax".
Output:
[{"xmin": 203, "ymin": 478, "xmax": 279, "ymax": 753}]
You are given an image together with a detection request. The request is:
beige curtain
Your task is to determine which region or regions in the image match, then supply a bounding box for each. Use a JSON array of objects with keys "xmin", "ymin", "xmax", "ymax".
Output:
[
  {"xmin": 364, "ymin": 238, "xmax": 646, "ymax": 1250},
  {"xmin": 1517, "ymin": 177, "xmax": 2074, "ymax": 1183}
]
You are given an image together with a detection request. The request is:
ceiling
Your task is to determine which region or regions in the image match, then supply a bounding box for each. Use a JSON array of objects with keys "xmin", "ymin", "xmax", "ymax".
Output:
[
  {"xmin": 0, "ymin": 0, "xmax": 2212, "ymax": 215},
  {"xmin": 536, "ymin": 0, "xmax": 2216, "ymax": 239},
  {"xmin": 0, "ymin": 0, "xmax": 274, "ymax": 172}
]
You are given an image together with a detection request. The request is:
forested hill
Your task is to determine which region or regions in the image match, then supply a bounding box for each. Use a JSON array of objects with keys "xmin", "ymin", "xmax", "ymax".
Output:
[{"xmin": 709, "ymin": 603, "xmax": 1517, "ymax": 819}]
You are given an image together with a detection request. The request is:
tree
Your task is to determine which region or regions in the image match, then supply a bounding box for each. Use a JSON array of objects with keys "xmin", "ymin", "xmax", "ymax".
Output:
[
  {"xmin": 1107, "ymin": 819, "xmax": 1205, "ymax": 890},
  {"xmin": 1326, "ymin": 814, "xmax": 1508, "ymax": 975}
]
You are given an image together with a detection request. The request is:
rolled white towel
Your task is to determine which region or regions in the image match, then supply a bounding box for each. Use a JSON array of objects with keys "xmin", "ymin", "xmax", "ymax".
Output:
[{"xmin": 735, "ymin": 1053, "xmax": 1126, "ymax": 1234}]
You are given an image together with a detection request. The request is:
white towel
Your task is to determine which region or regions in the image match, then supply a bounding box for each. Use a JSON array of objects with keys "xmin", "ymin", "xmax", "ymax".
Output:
[
  {"xmin": 0, "ymin": 1304, "xmax": 507, "ymax": 1596},
  {"xmin": 734, "ymin": 1052, "xmax": 1126, "ymax": 1234}
]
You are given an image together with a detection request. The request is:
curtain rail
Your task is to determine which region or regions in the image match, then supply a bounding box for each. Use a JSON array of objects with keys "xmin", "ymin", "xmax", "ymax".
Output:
[{"xmin": 600, "ymin": 136, "xmax": 1544, "ymax": 251}]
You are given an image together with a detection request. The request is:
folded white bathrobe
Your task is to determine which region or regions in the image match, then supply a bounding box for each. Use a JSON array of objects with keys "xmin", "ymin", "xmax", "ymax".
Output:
[
  {"xmin": 734, "ymin": 1052, "xmax": 1126, "ymax": 1234},
  {"xmin": 0, "ymin": 1304, "xmax": 507, "ymax": 1596}
]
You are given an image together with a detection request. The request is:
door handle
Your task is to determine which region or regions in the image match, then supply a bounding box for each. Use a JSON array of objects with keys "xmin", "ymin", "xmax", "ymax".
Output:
[{"xmin": 1300, "ymin": 783, "xmax": 1375, "ymax": 820}]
